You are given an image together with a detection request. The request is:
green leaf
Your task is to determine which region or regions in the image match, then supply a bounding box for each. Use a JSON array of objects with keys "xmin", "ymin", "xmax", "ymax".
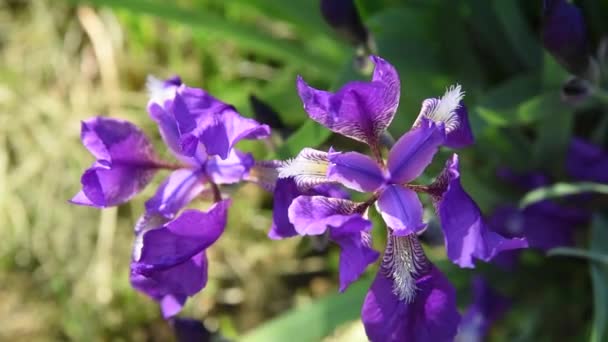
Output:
[
  {"xmin": 590, "ymin": 214, "xmax": 608, "ymax": 342},
  {"xmin": 547, "ymin": 247, "xmax": 608, "ymax": 265},
  {"xmin": 519, "ymin": 182, "xmax": 608, "ymax": 208},
  {"xmin": 68, "ymin": 0, "xmax": 341, "ymax": 76},
  {"xmin": 492, "ymin": 0, "xmax": 540, "ymax": 69},
  {"xmin": 239, "ymin": 278, "xmax": 371, "ymax": 342}
]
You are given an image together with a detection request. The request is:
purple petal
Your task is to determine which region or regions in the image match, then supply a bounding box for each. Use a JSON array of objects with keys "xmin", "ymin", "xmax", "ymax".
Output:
[
  {"xmin": 328, "ymin": 151, "xmax": 385, "ymax": 192},
  {"xmin": 171, "ymin": 317, "xmax": 211, "ymax": 342},
  {"xmin": 130, "ymin": 252, "xmax": 206, "ymax": 318},
  {"xmin": 72, "ymin": 117, "xmax": 161, "ymax": 207},
  {"xmin": 362, "ymin": 266, "xmax": 460, "ymax": 342},
  {"xmin": 330, "ymin": 218, "xmax": 379, "ymax": 292},
  {"xmin": 133, "ymin": 202, "xmax": 229, "ymax": 272},
  {"xmin": 269, "ymin": 178, "xmax": 301, "ymax": 239},
  {"xmin": 145, "ymin": 169, "xmax": 207, "ymax": 219},
  {"xmin": 172, "ymin": 86, "xmax": 270, "ymax": 159},
  {"xmin": 288, "ymin": 195, "xmax": 363, "ymax": 235},
  {"xmin": 387, "ymin": 118, "xmax": 445, "ymax": 183},
  {"xmin": 543, "ymin": 0, "xmax": 590, "ymax": 76},
  {"xmin": 376, "ymin": 185, "xmax": 425, "ymax": 236},
  {"xmin": 457, "ymin": 277, "xmax": 510, "ymax": 342},
  {"xmin": 296, "ymin": 55, "xmax": 400, "ymax": 144},
  {"xmin": 434, "ymin": 155, "xmax": 528, "ymax": 268},
  {"xmin": 206, "ymin": 149, "xmax": 254, "ymax": 184},
  {"xmin": 414, "ymin": 86, "xmax": 473, "ymax": 149},
  {"xmin": 567, "ymin": 138, "xmax": 608, "ymax": 183}
]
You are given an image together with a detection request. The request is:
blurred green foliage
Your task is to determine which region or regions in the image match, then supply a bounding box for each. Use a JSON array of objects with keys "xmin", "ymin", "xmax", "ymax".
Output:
[{"xmin": 1, "ymin": 0, "xmax": 607, "ymax": 341}]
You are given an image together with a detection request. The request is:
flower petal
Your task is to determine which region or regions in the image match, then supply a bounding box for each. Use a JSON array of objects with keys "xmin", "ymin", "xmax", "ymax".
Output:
[
  {"xmin": 413, "ymin": 86, "xmax": 473, "ymax": 149},
  {"xmin": 145, "ymin": 169, "xmax": 207, "ymax": 219},
  {"xmin": 376, "ymin": 185, "xmax": 425, "ymax": 236},
  {"xmin": 172, "ymin": 86, "xmax": 270, "ymax": 159},
  {"xmin": 133, "ymin": 202, "xmax": 229, "ymax": 273},
  {"xmin": 288, "ymin": 195, "xmax": 363, "ymax": 235},
  {"xmin": 543, "ymin": 0, "xmax": 590, "ymax": 76},
  {"xmin": 567, "ymin": 138, "xmax": 608, "ymax": 183},
  {"xmin": 433, "ymin": 154, "xmax": 528, "ymax": 268},
  {"xmin": 206, "ymin": 149, "xmax": 254, "ymax": 184},
  {"xmin": 456, "ymin": 277, "xmax": 510, "ymax": 342},
  {"xmin": 387, "ymin": 118, "xmax": 445, "ymax": 183},
  {"xmin": 330, "ymin": 218, "xmax": 379, "ymax": 292},
  {"xmin": 361, "ymin": 266, "xmax": 460, "ymax": 342},
  {"xmin": 296, "ymin": 55, "xmax": 399, "ymax": 144},
  {"xmin": 278, "ymin": 148, "xmax": 333, "ymax": 190},
  {"xmin": 327, "ymin": 151, "xmax": 385, "ymax": 192},
  {"xmin": 268, "ymin": 178, "xmax": 301, "ymax": 239}
]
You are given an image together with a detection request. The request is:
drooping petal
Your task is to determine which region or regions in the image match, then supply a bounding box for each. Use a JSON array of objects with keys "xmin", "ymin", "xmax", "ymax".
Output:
[
  {"xmin": 432, "ymin": 154, "xmax": 528, "ymax": 268},
  {"xmin": 287, "ymin": 195, "xmax": 378, "ymax": 291},
  {"xmin": 330, "ymin": 218, "xmax": 379, "ymax": 292},
  {"xmin": 362, "ymin": 265, "xmax": 460, "ymax": 342},
  {"xmin": 278, "ymin": 148, "xmax": 333, "ymax": 190},
  {"xmin": 413, "ymin": 85, "xmax": 473, "ymax": 148},
  {"xmin": 133, "ymin": 202, "xmax": 229, "ymax": 273},
  {"xmin": 387, "ymin": 118, "xmax": 445, "ymax": 183},
  {"xmin": 145, "ymin": 169, "xmax": 207, "ymax": 219},
  {"xmin": 172, "ymin": 86, "xmax": 270, "ymax": 159},
  {"xmin": 376, "ymin": 185, "xmax": 425, "ymax": 236},
  {"xmin": 206, "ymin": 149, "xmax": 255, "ymax": 184},
  {"xmin": 130, "ymin": 252, "xmax": 207, "ymax": 319},
  {"xmin": 71, "ymin": 117, "xmax": 161, "ymax": 207},
  {"xmin": 147, "ymin": 75, "xmax": 182, "ymax": 107},
  {"xmin": 296, "ymin": 55, "xmax": 399, "ymax": 144},
  {"xmin": 456, "ymin": 277, "xmax": 510, "ymax": 342},
  {"xmin": 543, "ymin": 0, "xmax": 590, "ymax": 76},
  {"xmin": 327, "ymin": 151, "xmax": 385, "ymax": 192},
  {"xmin": 288, "ymin": 195, "xmax": 363, "ymax": 235},
  {"xmin": 566, "ymin": 138, "xmax": 608, "ymax": 183},
  {"xmin": 268, "ymin": 178, "xmax": 302, "ymax": 239}
]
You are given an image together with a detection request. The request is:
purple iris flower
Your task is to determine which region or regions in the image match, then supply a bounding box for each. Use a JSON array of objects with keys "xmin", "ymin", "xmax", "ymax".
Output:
[
  {"xmin": 567, "ymin": 138, "xmax": 608, "ymax": 183},
  {"xmin": 456, "ymin": 277, "xmax": 510, "ymax": 342},
  {"xmin": 72, "ymin": 76, "xmax": 270, "ymax": 318},
  {"xmin": 277, "ymin": 56, "xmax": 526, "ymax": 341},
  {"xmin": 542, "ymin": 0, "xmax": 591, "ymax": 77}
]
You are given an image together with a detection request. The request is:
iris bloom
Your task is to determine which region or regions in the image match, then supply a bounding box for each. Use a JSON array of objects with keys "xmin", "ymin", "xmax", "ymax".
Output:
[
  {"xmin": 277, "ymin": 56, "xmax": 527, "ymax": 341},
  {"xmin": 456, "ymin": 277, "xmax": 510, "ymax": 342},
  {"xmin": 71, "ymin": 76, "xmax": 270, "ymax": 317}
]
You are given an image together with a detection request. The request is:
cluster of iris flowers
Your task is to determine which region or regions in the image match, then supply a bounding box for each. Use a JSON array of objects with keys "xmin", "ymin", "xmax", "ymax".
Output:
[{"xmin": 70, "ymin": 54, "xmax": 537, "ymax": 341}]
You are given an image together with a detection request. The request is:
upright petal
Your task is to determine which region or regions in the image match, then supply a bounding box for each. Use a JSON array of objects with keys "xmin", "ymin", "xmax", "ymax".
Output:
[
  {"xmin": 327, "ymin": 151, "xmax": 385, "ymax": 192},
  {"xmin": 567, "ymin": 138, "xmax": 608, "ymax": 183},
  {"xmin": 387, "ymin": 118, "xmax": 445, "ymax": 183},
  {"xmin": 432, "ymin": 155, "xmax": 528, "ymax": 268},
  {"xmin": 376, "ymin": 185, "xmax": 425, "ymax": 236},
  {"xmin": 206, "ymin": 149, "xmax": 255, "ymax": 184},
  {"xmin": 145, "ymin": 169, "xmax": 207, "ymax": 219},
  {"xmin": 296, "ymin": 55, "xmax": 399, "ymax": 144},
  {"xmin": 172, "ymin": 86, "xmax": 270, "ymax": 159},
  {"xmin": 413, "ymin": 85, "xmax": 473, "ymax": 148},
  {"xmin": 362, "ymin": 265, "xmax": 460, "ymax": 342},
  {"xmin": 543, "ymin": 0, "xmax": 590, "ymax": 76},
  {"xmin": 456, "ymin": 277, "xmax": 510, "ymax": 342}
]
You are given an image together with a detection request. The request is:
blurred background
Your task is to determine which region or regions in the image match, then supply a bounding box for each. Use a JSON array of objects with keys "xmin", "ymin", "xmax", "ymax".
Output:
[{"xmin": 1, "ymin": 0, "xmax": 607, "ymax": 341}]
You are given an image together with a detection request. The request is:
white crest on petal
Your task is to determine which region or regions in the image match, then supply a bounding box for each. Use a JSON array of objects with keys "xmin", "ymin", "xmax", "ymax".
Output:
[
  {"xmin": 382, "ymin": 233, "xmax": 430, "ymax": 303},
  {"xmin": 277, "ymin": 148, "xmax": 331, "ymax": 189},
  {"xmin": 146, "ymin": 75, "xmax": 179, "ymax": 106},
  {"xmin": 132, "ymin": 212, "xmax": 169, "ymax": 261},
  {"xmin": 416, "ymin": 84, "xmax": 465, "ymax": 133}
]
